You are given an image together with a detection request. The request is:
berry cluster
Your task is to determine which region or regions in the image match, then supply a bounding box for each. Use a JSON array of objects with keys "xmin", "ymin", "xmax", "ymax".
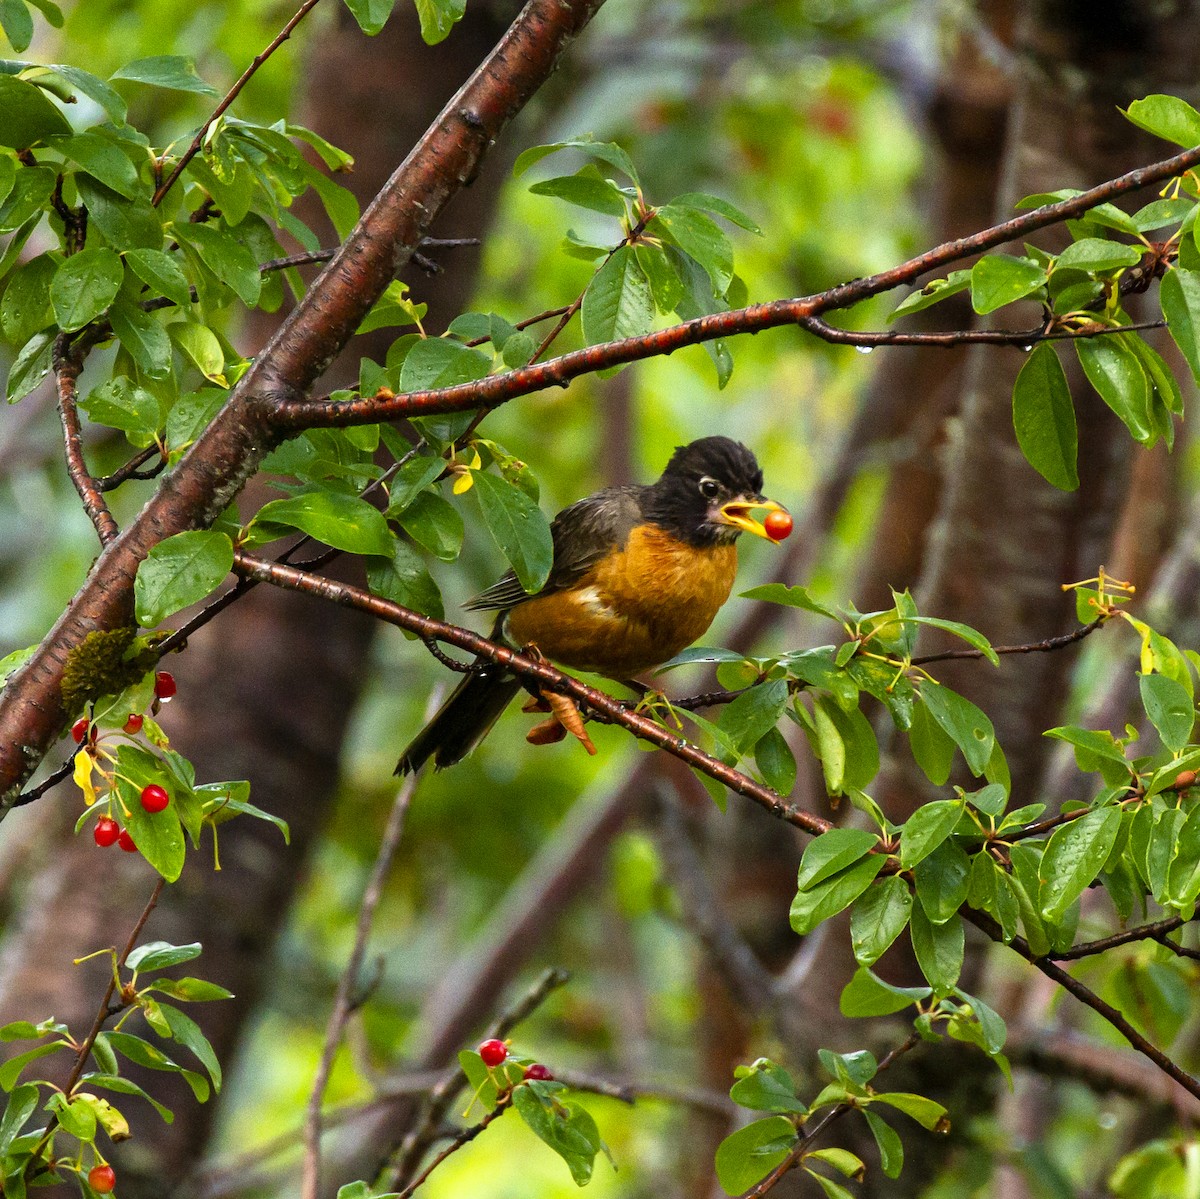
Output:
[{"xmin": 476, "ymin": 1038, "xmax": 554, "ymax": 1082}]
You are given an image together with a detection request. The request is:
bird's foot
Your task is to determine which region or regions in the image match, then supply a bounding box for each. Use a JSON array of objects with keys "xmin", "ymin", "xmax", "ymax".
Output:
[{"xmin": 526, "ymin": 689, "xmax": 597, "ymax": 755}]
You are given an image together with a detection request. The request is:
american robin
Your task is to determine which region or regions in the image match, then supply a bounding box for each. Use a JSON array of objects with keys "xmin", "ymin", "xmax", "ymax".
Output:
[{"xmin": 395, "ymin": 435, "xmax": 787, "ymax": 774}]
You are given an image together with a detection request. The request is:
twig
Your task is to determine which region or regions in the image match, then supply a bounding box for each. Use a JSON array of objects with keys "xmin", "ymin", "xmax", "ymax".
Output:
[
  {"xmin": 231, "ymin": 549, "xmax": 831, "ymax": 837},
  {"xmin": 964, "ymin": 908, "xmax": 1200, "ymax": 1101},
  {"xmin": 1054, "ymin": 915, "xmax": 1187, "ymax": 960},
  {"xmin": 96, "ymin": 444, "xmax": 166, "ymax": 492},
  {"xmin": 742, "ymin": 1031, "xmax": 921, "ymax": 1199},
  {"xmin": 381, "ymin": 967, "xmax": 571, "ymax": 1191},
  {"xmin": 258, "ymin": 238, "xmax": 481, "ymax": 276},
  {"xmin": 27, "ymin": 878, "xmax": 165, "ymax": 1176},
  {"xmin": 9, "ymin": 757, "xmax": 74, "ymax": 808},
  {"xmin": 276, "ymin": 138, "xmax": 1200, "ymax": 429},
  {"xmin": 152, "ymin": 0, "xmax": 325, "ymax": 207},
  {"xmin": 394, "ymin": 1093, "xmax": 512, "ymax": 1199},
  {"xmin": 54, "ymin": 335, "xmax": 118, "ymax": 545},
  {"xmin": 1150, "ymin": 930, "xmax": 1200, "ymax": 961},
  {"xmin": 910, "ymin": 617, "xmax": 1107, "ymax": 665},
  {"xmin": 301, "ymin": 776, "xmax": 417, "ymax": 1199}
]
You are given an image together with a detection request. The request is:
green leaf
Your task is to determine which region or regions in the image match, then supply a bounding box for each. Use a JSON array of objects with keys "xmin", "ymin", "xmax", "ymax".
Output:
[
  {"xmin": 342, "ymin": 0, "xmax": 393, "ymax": 35},
  {"xmin": 0, "ymin": 0, "xmax": 33, "ymax": 51},
  {"xmin": 109, "ymin": 296, "xmax": 173, "ymax": 377},
  {"xmin": 0, "ymin": 1041, "xmax": 66, "ymax": 1089},
  {"xmin": 135, "ymin": 530, "xmax": 233, "ymax": 627},
  {"xmin": 1124, "ymin": 94, "xmax": 1200, "ymax": 147},
  {"xmin": 806, "ymin": 1148, "xmax": 864, "ymax": 1180},
  {"xmin": 919, "ymin": 682, "xmax": 995, "ymax": 775},
  {"xmin": 412, "ymin": 0, "xmax": 466, "ymax": 44},
  {"xmin": 905, "ymin": 616, "xmax": 999, "ymax": 666},
  {"xmin": 899, "ymin": 799, "xmax": 965, "ymax": 869},
  {"xmin": 115, "ymin": 759, "xmax": 186, "ymax": 883},
  {"xmin": 5, "ymin": 328, "xmax": 54, "ymax": 402},
  {"xmin": 50, "ymin": 246, "xmax": 123, "ymax": 331},
  {"xmin": 864, "ymin": 1110, "xmax": 904, "ymax": 1180},
  {"xmin": 51, "ymin": 131, "xmax": 139, "ymax": 197},
  {"xmin": 470, "ymin": 470, "xmax": 554, "ymax": 594},
  {"xmin": 43, "ymin": 63, "xmax": 126, "ymax": 122},
  {"xmin": 1140, "ymin": 672, "xmax": 1195, "ymax": 752},
  {"xmin": 78, "ymin": 376, "xmax": 162, "ymax": 447},
  {"xmin": 652, "ymin": 202, "xmax": 733, "ymax": 294},
  {"xmin": 840, "ymin": 967, "xmax": 930, "ymax": 1017},
  {"xmin": 77, "ymin": 175, "xmax": 162, "ymax": 249},
  {"xmin": 366, "ymin": 541, "xmax": 444, "ymax": 619},
  {"xmin": 741, "ymin": 583, "xmax": 839, "ymax": 620},
  {"xmin": 719, "ymin": 679, "xmax": 788, "ymax": 756},
  {"xmin": 104, "ymin": 1031, "xmax": 209, "ymax": 1101},
  {"xmin": 529, "ymin": 169, "xmax": 627, "ymax": 217},
  {"xmin": 850, "ymin": 875, "xmax": 913, "ymax": 965},
  {"xmin": 791, "ymin": 855, "xmax": 883, "ymax": 935},
  {"xmin": 889, "ymin": 269, "xmax": 971, "ymax": 320},
  {"xmin": 111, "ymin": 55, "xmax": 217, "ymax": 95},
  {"xmin": 395, "ymin": 490, "xmax": 463, "ymax": 561},
  {"xmin": 511, "ymin": 1083, "xmax": 602, "ymax": 1186},
  {"xmin": 143, "ymin": 976, "xmax": 233, "ymax": 1002},
  {"xmin": 1039, "ymin": 806, "xmax": 1123, "ymax": 921},
  {"xmin": 969, "ymin": 254, "xmax": 1045, "ymax": 314},
  {"xmin": 580, "ymin": 245, "xmax": 654, "ymax": 347},
  {"xmin": 157, "ymin": 1002, "xmax": 222, "ymax": 1090},
  {"xmin": 0, "ymin": 1084, "xmax": 37, "ymax": 1156},
  {"xmin": 81, "ymin": 1072, "xmax": 174, "ymax": 1122},
  {"xmin": 1075, "ymin": 335, "xmax": 1153, "ymax": 443},
  {"xmin": 126, "ymin": 248, "xmax": 192, "ymax": 308},
  {"xmin": 1011, "ymin": 342, "xmax": 1078, "ymax": 490},
  {"xmin": 1160, "ymin": 267, "xmax": 1200, "ymax": 383},
  {"xmin": 126, "ymin": 939, "xmax": 202, "ymax": 972},
  {"xmin": 729, "ymin": 1059, "xmax": 807, "ymax": 1115},
  {"xmin": 1054, "ymin": 238, "xmax": 1142, "ymax": 273},
  {"xmin": 174, "ymin": 223, "xmax": 261, "ymax": 307},
  {"xmin": 671, "ymin": 191, "xmax": 763, "ymax": 234},
  {"xmin": 754, "ymin": 727, "xmax": 796, "ymax": 794},
  {"xmin": 714, "ymin": 1116, "xmax": 798, "ymax": 1196},
  {"xmin": 251, "ymin": 491, "xmax": 394, "ymax": 556},
  {"xmin": 910, "ymin": 906, "xmax": 963, "ymax": 994},
  {"xmin": 1, "ymin": 253, "xmax": 57, "ymax": 345},
  {"xmin": 47, "ymin": 1092, "xmax": 96, "ymax": 1142},
  {"xmin": 908, "ymin": 699, "xmax": 956, "ymax": 786},
  {"xmin": 169, "ymin": 321, "xmax": 226, "ymax": 384},
  {"xmin": 869, "ymin": 1091, "xmax": 948, "ymax": 1131},
  {"xmin": 399, "ymin": 337, "xmax": 491, "ymax": 392},
  {"xmin": 0, "ymin": 74, "xmax": 71, "ymax": 148},
  {"xmin": 797, "ymin": 828, "xmax": 879, "ymax": 891},
  {"xmin": 513, "ymin": 136, "xmax": 638, "ymax": 185}
]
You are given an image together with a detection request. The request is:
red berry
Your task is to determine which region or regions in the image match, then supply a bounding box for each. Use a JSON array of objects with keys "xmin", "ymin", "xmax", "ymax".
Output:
[
  {"xmin": 93, "ymin": 817, "xmax": 120, "ymax": 848},
  {"xmin": 524, "ymin": 1063, "xmax": 554, "ymax": 1081},
  {"xmin": 478, "ymin": 1038, "xmax": 508, "ymax": 1068},
  {"xmin": 764, "ymin": 510, "xmax": 793, "ymax": 542},
  {"xmin": 140, "ymin": 784, "xmax": 169, "ymax": 813},
  {"xmin": 123, "ymin": 713, "xmax": 144, "ymax": 735},
  {"xmin": 117, "ymin": 829, "xmax": 137, "ymax": 853},
  {"xmin": 71, "ymin": 717, "xmax": 90, "ymax": 744},
  {"xmin": 153, "ymin": 671, "xmax": 177, "ymax": 700},
  {"xmin": 88, "ymin": 1164, "xmax": 116, "ymax": 1193}
]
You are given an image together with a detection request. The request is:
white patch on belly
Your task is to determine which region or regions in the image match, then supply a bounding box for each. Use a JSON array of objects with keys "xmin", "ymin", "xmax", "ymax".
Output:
[{"xmin": 574, "ymin": 585, "xmax": 618, "ymax": 618}]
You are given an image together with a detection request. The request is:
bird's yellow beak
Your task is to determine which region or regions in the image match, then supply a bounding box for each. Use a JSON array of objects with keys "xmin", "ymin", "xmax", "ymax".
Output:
[{"xmin": 718, "ymin": 498, "xmax": 787, "ymax": 541}]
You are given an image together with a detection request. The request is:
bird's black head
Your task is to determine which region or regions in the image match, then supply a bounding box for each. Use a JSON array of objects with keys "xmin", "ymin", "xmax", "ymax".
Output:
[{"xmin": 645, "ymin": 436, "xmax": 783, "ymax": 546}]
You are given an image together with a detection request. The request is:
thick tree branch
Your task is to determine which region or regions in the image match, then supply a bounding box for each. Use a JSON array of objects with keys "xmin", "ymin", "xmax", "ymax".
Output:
[
  {"xmin": 229, "ymin": 551, "xmax": 831, "ymax": 836},
  {"xmin": 0, "ymin": 0, "xmax": 607, "ymax": 804},
  {"xmin": 276, "ymin": 139, "xmax": 1200, "ymax": 429}
]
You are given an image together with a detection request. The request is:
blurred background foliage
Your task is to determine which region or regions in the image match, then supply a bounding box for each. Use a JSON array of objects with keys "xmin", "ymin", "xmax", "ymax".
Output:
[{"xmin": 7, "ymin": 0, "xmax": 1159, "ymax": 1195}]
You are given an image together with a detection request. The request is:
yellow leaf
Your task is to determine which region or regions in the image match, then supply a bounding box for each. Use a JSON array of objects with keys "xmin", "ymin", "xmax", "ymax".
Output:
[
  {"xmin": 73, "ymin": 749, "xmax": 97, "ymax": 806},
  {"xmin": 452, "ymin": 469, "xmax": 474, "ymax": 495}
]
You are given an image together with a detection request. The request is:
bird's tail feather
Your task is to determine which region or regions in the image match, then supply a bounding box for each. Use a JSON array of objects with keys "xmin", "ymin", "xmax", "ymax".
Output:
[{"xmin": 395, "ymin": 663, "xmax": 523, "ymax": 774}]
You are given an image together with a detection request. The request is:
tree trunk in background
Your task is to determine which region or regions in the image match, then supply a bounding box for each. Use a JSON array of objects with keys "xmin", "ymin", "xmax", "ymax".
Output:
[{"xmin": 0, "ymin": 8, "xmax": 508, "ymax": 1196}]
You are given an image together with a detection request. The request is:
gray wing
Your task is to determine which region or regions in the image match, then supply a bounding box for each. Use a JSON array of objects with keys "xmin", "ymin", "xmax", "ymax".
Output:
[{"xmin": 464, "ymin": 485, "xmax": 645, "ymax": 612}]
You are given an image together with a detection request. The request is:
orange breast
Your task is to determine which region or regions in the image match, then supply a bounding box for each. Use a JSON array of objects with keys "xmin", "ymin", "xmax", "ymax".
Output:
[{"xmin": 507, "ymin": 526, "xmax": 738, "ymax": 677}]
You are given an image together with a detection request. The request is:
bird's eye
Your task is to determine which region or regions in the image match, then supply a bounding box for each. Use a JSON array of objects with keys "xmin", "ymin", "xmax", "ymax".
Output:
[{"xmin": 698, "ymin": 477, "xmax": 720, "ymax": 499}]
